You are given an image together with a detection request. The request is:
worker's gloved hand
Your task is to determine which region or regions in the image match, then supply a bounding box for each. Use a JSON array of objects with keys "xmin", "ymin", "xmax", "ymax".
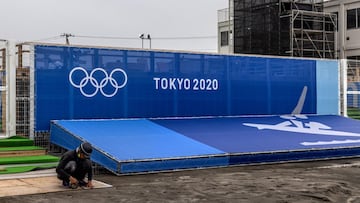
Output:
[
  {"xmin": 87, "ymin": 180, "xmax": 94, "ymax": 189},
  {"xmin": 69, "ymin": 176, "xmax": 78, "ymax": 185}
]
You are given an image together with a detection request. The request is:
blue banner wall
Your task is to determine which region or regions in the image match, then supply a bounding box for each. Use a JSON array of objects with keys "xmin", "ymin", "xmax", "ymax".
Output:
[
  {"xmin": 316, "ymin": 60, "xmax": 339, "ymax": 115},
  {"xmin": 35, "ymin": 45, "xmax": 336, "ymax": 131}
]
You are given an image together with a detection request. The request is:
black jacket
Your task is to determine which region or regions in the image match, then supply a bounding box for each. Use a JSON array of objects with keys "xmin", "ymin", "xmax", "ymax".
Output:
[{"xmin": 56, "ymin": 149, "xmax": 93, "ymax": 181}]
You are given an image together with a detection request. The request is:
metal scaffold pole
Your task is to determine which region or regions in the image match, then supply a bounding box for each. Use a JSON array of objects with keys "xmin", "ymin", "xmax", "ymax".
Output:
[
  {"xmin": 6, "ymin": 41, "xmax": 16, "ymax": 137},
  {"xmin": 340, "ymin": 59, "xmax": 348, "ymax": 117}
]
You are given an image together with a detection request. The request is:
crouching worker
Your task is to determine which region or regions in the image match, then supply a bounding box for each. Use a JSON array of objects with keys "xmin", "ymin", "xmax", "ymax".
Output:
[{"xmin": 56, "ymin": 142, "xmax": 94, "ymax": 189}]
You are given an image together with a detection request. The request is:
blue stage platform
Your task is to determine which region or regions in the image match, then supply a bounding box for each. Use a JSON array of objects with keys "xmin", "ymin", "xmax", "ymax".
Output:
[{"xmin": 50, "ymin": 115, "xmax": 360, "ymax": 174}]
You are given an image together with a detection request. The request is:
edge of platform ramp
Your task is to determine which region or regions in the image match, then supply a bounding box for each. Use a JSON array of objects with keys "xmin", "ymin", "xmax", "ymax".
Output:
[
  {"xmin": 50, "ymin": 119, "xmax": 230, "ymax": 175},
  {"xmin": 50, "ymin": 116, "xmax": 360, "ymax": 174}
]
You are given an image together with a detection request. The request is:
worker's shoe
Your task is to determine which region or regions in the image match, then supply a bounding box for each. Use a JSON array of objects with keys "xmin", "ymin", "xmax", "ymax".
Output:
[
  {"xmin": 63, "ymin": 180, "xmax": 78, "ymax": 189},
  {"xmin": 69, "ymin": 182, "xmax": 78, "ymax": 189},
  {"xmin": 78, "ymin": 180, "xmax": 88, "ymax": 187},
  {"xmin": 62, "ymin": 180, "xmax": 69, "ymax": 187}
]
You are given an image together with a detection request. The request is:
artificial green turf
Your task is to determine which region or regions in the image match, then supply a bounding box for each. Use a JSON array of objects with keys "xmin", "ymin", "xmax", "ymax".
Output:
[
  {"xmin": 0, "ymin": 163, "xmax": 58, "ymax": 174},
  {"xmin": 348, "ymin": 107, "xmax": 360, "ymax": 120},
  {"xmin": 6, "ymin": 136, "xmax": 27, "ymax": 140},
  {"xmin": 0, "ymin": 136, "xmax": 34, "ymax": 147},
  {"xmin": 0, "ymin": 146, "xmax": 44, "ymax": 152},
  {"xmin": 0, "ymin": 155, "xmax": 59, "ymax": 165},
  {"xmin": 0, "ymin": 136, "xmax": 60, "ymax": 175}
]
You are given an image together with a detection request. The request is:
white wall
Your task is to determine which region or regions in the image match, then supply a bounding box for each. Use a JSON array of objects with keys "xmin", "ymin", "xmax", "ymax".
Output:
[{"xmin": 218, "ymin": 21, "xmax": 233, "ymax": 54}]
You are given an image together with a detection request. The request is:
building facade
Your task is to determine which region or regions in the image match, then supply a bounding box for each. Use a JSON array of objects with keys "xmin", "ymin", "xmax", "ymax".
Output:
[
  {"xmin": 324, "ymin": 0, "xmax": 360, "ymax": 82},
  {"xmin": 324, "ymin": 0, "xmax": 360, "ymax": 59}
]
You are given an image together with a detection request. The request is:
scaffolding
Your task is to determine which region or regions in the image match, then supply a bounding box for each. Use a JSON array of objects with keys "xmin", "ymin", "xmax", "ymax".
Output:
[
  {"xmin": 0, "ymin": 49, "xmax": 5, "ymax": 135},
  {"xmin": 233, "ymin": 0, "xmax": 337, "ymax": 58},
  {"xmin": 15, "ymin": 44, "xmax": 32, "ymax": 139}
]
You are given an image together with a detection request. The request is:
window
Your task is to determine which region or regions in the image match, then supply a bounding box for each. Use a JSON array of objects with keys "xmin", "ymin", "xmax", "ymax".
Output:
[
  {"xmin": 221, "ymin": 31, "xmax": 229, "ymax": 46},
  {"xmin": 358, "ymin": 8, "xmax": 360, "ymax": 28},
  {"xmin": 348, "ymin": 55, "xmax": 360, "ymax": 60},
  {"xmin": 347, "ymin": 8, "xmax": 357, "ymax": 29}
]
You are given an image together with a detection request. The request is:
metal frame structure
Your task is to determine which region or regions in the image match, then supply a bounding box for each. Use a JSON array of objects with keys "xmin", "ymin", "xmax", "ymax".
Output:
[
  {"xmin": 231, "ymin": 0, "xmax": 337, "ymax": 59},
  {"xmin": 14, "ymin": 44, "xmax": 34, "ymax": 141},
  {"xmin": 0, "ymin": 41, "xmax": 17, "ymax": 138},
  {"xmin": 287, "ymin": 8, "xmax": 337, "ymax": 58},
  {"xmin": 344, "ymin": 59, "xmax": 360, "ymax": 116},
  {"xmin": 0, "ymin": 47, "xmax": 6, "ymax": 136},
  {"xmin": 0, "ymin": 42, "xmax": 33, "ymax": 141}
]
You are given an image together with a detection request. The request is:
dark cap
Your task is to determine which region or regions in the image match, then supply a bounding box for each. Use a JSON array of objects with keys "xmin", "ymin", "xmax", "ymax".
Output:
[{"xmin": 79, "ymin": 142, "xmax": 92, "ymax": 157}]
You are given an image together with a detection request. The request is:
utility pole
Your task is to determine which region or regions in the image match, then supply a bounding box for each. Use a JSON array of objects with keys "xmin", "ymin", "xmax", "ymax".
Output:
[
  {"xmin": 139, "ymin": 33, "xmax": 151, "ymax": 49},
  {"xmin": 61, "ymin": 33, "xmax": 74, "ymax": 45},
  {"xmin": 147, "ymin": 34, "xmax": 151, "ymax": 49},
  {"xmin": 139, "ymin": 33, "xmax": 144, "ymax": 48}
]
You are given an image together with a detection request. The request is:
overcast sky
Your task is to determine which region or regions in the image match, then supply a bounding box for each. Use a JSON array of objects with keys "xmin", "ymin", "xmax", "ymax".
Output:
[{"xmin": 0, "ymin": 0, "xmax": 228, "ymax": 52}]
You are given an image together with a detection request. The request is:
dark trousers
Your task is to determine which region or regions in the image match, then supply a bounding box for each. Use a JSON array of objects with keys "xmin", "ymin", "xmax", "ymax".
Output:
[{"xmin": 57, "ymin": 159, "xmax": 92, "ymax": 182}]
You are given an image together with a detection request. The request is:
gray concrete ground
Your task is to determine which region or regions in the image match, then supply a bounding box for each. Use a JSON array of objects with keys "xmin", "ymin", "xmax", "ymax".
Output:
[{"xmin": 1, "ymin": 158, "xmax": 360, "ymax": 203}]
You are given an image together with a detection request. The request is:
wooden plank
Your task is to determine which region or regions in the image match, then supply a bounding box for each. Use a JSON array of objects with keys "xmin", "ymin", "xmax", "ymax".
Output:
[{"xmin": 0, "ymin": 176, "xmax": 112, "ymax": 197}]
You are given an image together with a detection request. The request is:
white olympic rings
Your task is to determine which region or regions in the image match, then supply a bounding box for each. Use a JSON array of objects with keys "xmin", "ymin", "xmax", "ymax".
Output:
[{"xmin": 69, "ymin": 67, "xmax": 128, "ymax": 97}]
